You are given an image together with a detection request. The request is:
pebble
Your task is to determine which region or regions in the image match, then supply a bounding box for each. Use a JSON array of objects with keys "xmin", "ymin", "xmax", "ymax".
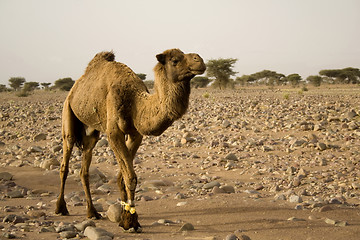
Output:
[
  {"xmin": 225, "ymin": 234, "xmax": 239, "ymax": 240},
  {"xmin": 0, "ymin": 172, "xmax": 13, "ymax": 181},
  {"xmin": 176, "ymin": 202, "xmax": 187, "ymax": 207},
  {"xmin": 288, "ymin": 195, "xmax": 302, "ymax": 203},
  {"xmin": 59, "ymin": 230, "xmax": 77, "ymax": 239},
  {"xmin": 179, "ymin": 222, "xmax": 194, "ymax": 231},
  {"xmin": 106, "ymin": 204, "xmax": 122, "ymax": 223},
  {"xmin": 84, "ymin": 226, "xmax": 114, "ymax": 240},
  {"xmin": 203, "ymin": 181, "xmax": 220, "ymax": 189},
  {"xmin": 74, "ymin": 220, "xmax": 96, "ymax": 231},
  {"xmin": 6, "ymin": 190, "xmax": 24, "ymax": 198}
]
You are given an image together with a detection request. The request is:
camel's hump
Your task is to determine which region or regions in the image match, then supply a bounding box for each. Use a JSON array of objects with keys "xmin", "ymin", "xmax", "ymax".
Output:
[{"xmin": 93, "ymin": 51, "xmax": 115, "ymax": 62}]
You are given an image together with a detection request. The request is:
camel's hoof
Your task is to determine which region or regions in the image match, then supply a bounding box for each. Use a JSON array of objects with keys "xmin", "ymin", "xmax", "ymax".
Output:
[
  {"xmin": 88, "ymin": 209, "xmax": 102, "ymax": 220},
  {"xmin": 55, "ymin": 205, "xmax": 69, "ymax": 216},
  {"xmin": 120, "ymin": 226, "xmax": 142, "ymax": 233}
]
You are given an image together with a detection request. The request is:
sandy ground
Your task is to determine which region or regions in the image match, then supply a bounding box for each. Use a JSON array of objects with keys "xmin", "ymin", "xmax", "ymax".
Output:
[{"xmin": 0, "ymin": 85, "xmax": 359, "ymax": 240}]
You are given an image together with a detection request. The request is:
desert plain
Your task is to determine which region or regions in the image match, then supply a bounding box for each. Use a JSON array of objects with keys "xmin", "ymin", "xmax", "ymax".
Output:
[{"xmin": 0, "ymin": 85, "xmax": 359, "ymax": 240}]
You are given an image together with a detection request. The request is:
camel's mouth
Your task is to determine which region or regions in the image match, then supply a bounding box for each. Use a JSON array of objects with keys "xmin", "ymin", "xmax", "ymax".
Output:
[{"xmin": 190, "ymin": 68, "xmax": 206, "ymax": 75}]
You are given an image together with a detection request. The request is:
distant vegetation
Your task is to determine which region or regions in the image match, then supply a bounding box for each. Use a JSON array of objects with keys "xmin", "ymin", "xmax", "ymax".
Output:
[
  {"xmin": 1, "ymin": 65, "xmax": 359, "ymax": 96},
  {"xmin": 0, "ymin": 77, "xmax": 76, "ymax": 96}
]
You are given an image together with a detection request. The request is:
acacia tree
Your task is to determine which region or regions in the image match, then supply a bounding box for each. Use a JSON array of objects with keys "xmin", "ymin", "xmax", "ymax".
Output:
[
  {"xmin": 54, "ymin": 77, "xmax": 75, "ymax": 91},
  {"xmin": 287, "ymin": 73, "xmax": 302, "ymax": 87},
  {"xmin": 136, "ymin": 73, "xmax": 147, "ymax": 81},
  {"xmin": 307, "ymin": 75, "xmax": 322, "ymax": 87},
  {"xmin": 23, "ymin": 82, "xmax": 39, "ymax": 92},
  {"xmin": 191, "ymin": 76, "xmax": 210, "ymax": 88},
  {"xmin": 9, "ymin": 77, "xmax": 26, "ymax": 91},
  {"xmin": 41, "ymin": 82, "xmax": 51, "ymax": 90},
  {"xmin": 319, "ymin": 67, "xmax": 360, "ymax": 84},
  {"xmin": 206, "ymin": 58, "xmax": 237, "ymax": 89}
]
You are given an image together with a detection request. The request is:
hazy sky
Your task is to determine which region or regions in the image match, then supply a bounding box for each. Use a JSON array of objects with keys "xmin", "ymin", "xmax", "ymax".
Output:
[{"xmin": 0, "ymin": 0, "xmax": 359, "ymax": 86}]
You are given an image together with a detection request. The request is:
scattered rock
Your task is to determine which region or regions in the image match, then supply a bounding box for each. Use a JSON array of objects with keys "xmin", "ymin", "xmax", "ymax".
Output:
[
  {"xmin": 203, "ymin": 181, "xmax": 220, "ymax": 189},
  {"xmin": 106, "ymin": 204, "xmax": 122, "ymax": 223},
  {"xmin": 33, "ymin": 133, "xmax": 47, "ymax": 141},
  {"xmin": 84, "ymin": 226, "xmax": 114, "ymax": 240},
  {"xmin": 0, "ymin": 172, "xmax": 13, "ymax": 181},
  {"xmin": 74, "ymin": 220, "xmax": 96, "ymax": 231},
  {"xmin": 179, "ymin": 222, "xmax": 194, "ymax": 231},
  {"xmin": 59, "ymin": 230, "xmax": 77, "ymax": 239}
]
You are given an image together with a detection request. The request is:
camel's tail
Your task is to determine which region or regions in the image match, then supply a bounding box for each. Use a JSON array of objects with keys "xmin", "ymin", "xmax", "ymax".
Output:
[{"xmin": 85, "ymin": 51, "xmax": 115, "ymax": 74}]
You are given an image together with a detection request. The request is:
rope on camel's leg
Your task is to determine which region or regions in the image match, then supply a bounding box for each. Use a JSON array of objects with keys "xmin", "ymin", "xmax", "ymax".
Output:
[{"xmin": 121, "ymin": 201, "xmax": 136, "ymax": 214}]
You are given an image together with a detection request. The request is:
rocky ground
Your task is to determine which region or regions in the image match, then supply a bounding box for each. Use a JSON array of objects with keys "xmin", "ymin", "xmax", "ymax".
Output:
[{"xmin": 0, "ymin": 85, "xmax": 359, "ymax": 240}]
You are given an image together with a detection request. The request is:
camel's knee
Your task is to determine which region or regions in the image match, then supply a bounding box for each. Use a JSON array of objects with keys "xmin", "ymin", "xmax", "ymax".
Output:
[
  {"xmin": 80, "ymin": 168, "xmax": 89, "ymax": 181},
  {"xmin": 129, "ymin": 176, "xmax": 137, "ymax": 191}
]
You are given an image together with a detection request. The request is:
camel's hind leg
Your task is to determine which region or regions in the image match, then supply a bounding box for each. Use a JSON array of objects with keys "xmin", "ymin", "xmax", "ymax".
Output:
[
  {"xmin": 55, "ymin": 99, "xmax": 76, "ymax": 215},
  {"xmin": 80, "ymin": 127, "xmax": 101, "ymax": 219}
]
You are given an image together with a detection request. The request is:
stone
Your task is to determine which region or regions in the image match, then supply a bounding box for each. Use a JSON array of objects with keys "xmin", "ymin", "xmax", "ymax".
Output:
[
  {"xmin": 96, "ymin": 138, "xmax": 108, "ymax": 147},
  {"xmin": 239, "ymin": 235, "xmax": 251, "ymax": 240},
  {"xmin": 55, "ymin": 224, "xmax": 76, "ymax": 233},
  {"xmin": 179, "ymin": 222, "xmax": 194, "ymax": 231},
  {"xmin": 3, "ymin": 214, "xmax": 26, "ymax": 224},
  {"xmin": 174, "ymin": 193, "xmax": 186, "ymax": 199},
  {"xmin": 106, "ymin": 204, "xmax": 122, "ymax": 223},
  {"xmin": 289, "ymin": 195, "xmax": 302, "ymax": 203},
  {"xmin": 158, "ymin": 219, "xmax": 175, "ymax": 224},
  {"xmin": 6, "ymin": 190, "xmax": 24, "ymax": 198},
  {"xmin": 222, "ymin": 120, "xmax": 231, "ymax": 128},
  {"xmin": 26, "ymin": 210, "xmax": 46, "ymax": 218},
  {"xmin": 347, "ymin": 110, "xmax": 358, "ymax": 119},
  {"xmin": 2, "ymin": 233, "xmax": 16, "ymax": 239},
  {"xmin": 212, "ymin": 186, "xmax": 226, "ymax": 194},
  {"xmin": 74, "ymin": 220, "xmax": 96, "ymax": 231},
  {"xmin": 33, "ymin": 133, "xmax": 47, "ymax": 141},
  {"xmin": 59, "ymin": 231, "xmax": 77, "ymax": 239},
  {"xmin": 335, "ymin": 221, "xmax": 348, "ymax": 227},
  {"xmin": 225, "ymin": 153, "xmax": 238, "ymax": 161},
  {"xmin": 52, "ymin": 145, "xmax": 62, "ymax": 153},
  {"xmin": 220, "ymin": 185, "xmax": 235, "ymax": 193},
  {"xmin": 203, "ymin": 181, "xmax": 220, "ymax": 189},
  {"xmin": 84, "ymin": 226, "xmax": 114, "ymax": 240},
  {"xmin": 319, "ymin": 205, "xmax": 332, "ymax": 212},
  {"xmin": 40, "ymin": 158, "xmax": 60, "ymax": 170},
  {"xmin": 292, "ymin": 177, "xmax": 301, "ymax": 187},
  {"xmin": 325, "ymin": 218, "xmax": 337, "ymax": 225},
  {"xmin": 176, "ymin": 202, "xmax": 187, "ymax": 207},
  {"xmin": 274, "ymin": 194, "xmax": 286, "ymax": 201},
  {"xmin": 351, "ymin": 182, "xmax": 360, "ymax": 189},
  {"xmin": 0, "ymin": 172, "xmax": 13, "ymax": 181},
  {"xmin": 225, "ymin": 234, "xmax": 239, "ymax": 240},
  {"xmin": 317, "ymin": 142, "xmax": 327, "ymax": 151}
]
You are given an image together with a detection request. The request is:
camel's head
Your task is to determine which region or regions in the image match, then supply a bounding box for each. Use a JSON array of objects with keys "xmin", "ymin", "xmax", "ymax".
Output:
[{"xmin": 156, "ymin": 48, "xmax": 206, "ymax": 82}]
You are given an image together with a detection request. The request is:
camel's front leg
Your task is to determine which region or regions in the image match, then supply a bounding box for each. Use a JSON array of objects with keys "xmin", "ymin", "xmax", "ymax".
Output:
[{"xmin": 107, "ymin": 128, "xmax": 141, "ymax": 232}]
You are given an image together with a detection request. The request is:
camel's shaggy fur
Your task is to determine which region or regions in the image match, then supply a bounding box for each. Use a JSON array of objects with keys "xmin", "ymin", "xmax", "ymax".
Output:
[{"xmin": 55, "ymin": 49, "xmax": 206, "ymax": 232}]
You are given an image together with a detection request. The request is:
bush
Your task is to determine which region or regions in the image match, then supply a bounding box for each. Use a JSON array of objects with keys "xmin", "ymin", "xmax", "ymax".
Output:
[
  {"xmin": 143, "ymin": 80, "xmax": 154, "ymax": 89},
  {"xmin": 191, "ymin": 76, "xmax": 210, "ymax": 88},
  {"xmin": 54, "ymin": 78, "xmax": 75, "ymax": 91},
  {"xmin": 0, "ymin": 84, "xmax": 8, "ymax": 92},
  {"xmin": 16, "ymin": 89, "xmax": 31, "ymax": 97}
]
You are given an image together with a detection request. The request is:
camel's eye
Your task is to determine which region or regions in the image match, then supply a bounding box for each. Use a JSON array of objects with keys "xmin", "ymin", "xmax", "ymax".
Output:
[{"xmin": 172, "ymin": 59, "xmax": 179, "ymax": 66}]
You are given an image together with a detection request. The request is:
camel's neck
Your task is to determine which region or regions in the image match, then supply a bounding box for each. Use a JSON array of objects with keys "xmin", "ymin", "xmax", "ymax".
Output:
[{"xmin": 134, "ymin": 65, "xmax": 191, "ymax": 136}]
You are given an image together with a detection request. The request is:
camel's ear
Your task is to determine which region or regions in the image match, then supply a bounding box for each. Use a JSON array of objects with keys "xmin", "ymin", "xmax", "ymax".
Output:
[{"xmin": 156, "ymin": 54, "xmax": 166, "ymax": 65}]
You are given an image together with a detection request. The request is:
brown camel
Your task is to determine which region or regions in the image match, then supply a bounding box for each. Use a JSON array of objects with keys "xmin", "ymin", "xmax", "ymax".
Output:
[{"xmin": 55, "ymin": 49, "xmax": 206, "ymax": 232}]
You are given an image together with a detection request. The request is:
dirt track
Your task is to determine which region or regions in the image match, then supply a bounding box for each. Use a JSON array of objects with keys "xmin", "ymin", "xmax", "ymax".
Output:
[{"xmin": 1, "ymin": 86, "xmax": 359, "ymax": 239}]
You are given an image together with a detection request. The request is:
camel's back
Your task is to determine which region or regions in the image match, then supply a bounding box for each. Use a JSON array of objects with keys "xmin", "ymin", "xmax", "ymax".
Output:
[{"xmin": 67, "ymin": 52, "xmax": 147, "ymax": 131}]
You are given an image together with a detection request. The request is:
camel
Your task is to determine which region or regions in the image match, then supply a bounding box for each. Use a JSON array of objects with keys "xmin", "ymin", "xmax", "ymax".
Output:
[{"xmin": 55, "ymin": 49, "xmax": 206, "ymax": 232}]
